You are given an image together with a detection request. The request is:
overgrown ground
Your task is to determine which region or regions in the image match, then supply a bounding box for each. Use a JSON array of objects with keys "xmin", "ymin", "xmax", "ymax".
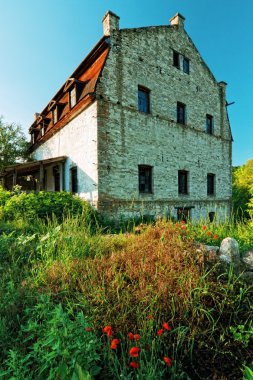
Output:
[{"xmin": 0, "ymin": 212, "xmax": 253, "ymax": 379}]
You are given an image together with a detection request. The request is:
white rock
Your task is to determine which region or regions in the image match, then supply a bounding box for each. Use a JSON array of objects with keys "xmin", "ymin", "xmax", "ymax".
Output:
[
  {"xmin": 219, "ymin": 237, "xmax": 240, "ymax": 264},
  {"xmin": 241, "ymin": 250, "xmax": 253, "ymax": 270}
]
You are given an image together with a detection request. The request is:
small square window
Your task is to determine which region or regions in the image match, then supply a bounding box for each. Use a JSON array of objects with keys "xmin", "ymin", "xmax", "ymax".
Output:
[
  {"xmin": 139, "ymin": 165, "xmax": 152, "ymax": 193},
  {"xmin": 178, "ymin": 170, "xmax": 188, "ymax": 195},
  {"xmin": 183, "ymin": 57, "xmax": 190, "ymax": 74},
  {"xmin": 206, "ymin": 114, "xmax": 213, "ymax": 134},
  {"xmin": 70, "ymin": 87, "xmax": 77, "ymax": 109},
  {"xmin": 177, "ymin": 102, "xmax": 186, "ymax": 125},
  {"xmin": 207, "ymin": 173, "xmax": 215, "ymax": 195},
  {"xmin": 173, "ymin": 51, "xmax": 180, "ymax": 69},
  {"xmin": 138, "ymin": 86, "xmax": 150, "ymax": 113}
]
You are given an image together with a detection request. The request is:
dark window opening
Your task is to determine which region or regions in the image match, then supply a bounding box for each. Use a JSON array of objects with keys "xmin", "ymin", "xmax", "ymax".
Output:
[
  {"xmin": 173, "ymin": 51, "xmax": 180, "ymax": 68},
  {"xmin": 206, "ymin": 114, "xmax": 213, "ymax": 134},
  {"xmin": 53, "ymin": 166, "xmax": 60, "ymax": 191},
  {"xmin": 178, "ymin": 170, "xmax": 188, "ymax": 195},
  {"xmin": 209, "ymin": 211, "xmax": 215, "ymax": 223},
  {"xmin": 139, "ymin": 165, "xmax": 152, "ymax": 193},
  {"xmin": 138, "ymin": 86, "xmax": 150, "ymax": 113},
  {"xmin": 71, "ymin": 167, "xmax": 78, "ymax": 193},
  {"xmin": 177, "ymin": 207, "xmax": 191, "ymax": 222},
  {"xmin": 177, "ymin": 102, "xmax": 186, "ymax": 125},
  {"xmin": 183, "ymin": 57, "xmax": 190, "ymax": 74},
  {"xmin": 207, "ymin": 173, "xmax": 215, "ymax": 195}
]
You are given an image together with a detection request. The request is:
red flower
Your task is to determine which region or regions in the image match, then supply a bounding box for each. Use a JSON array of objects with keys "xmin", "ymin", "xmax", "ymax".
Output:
[
  {"xmin": 181, "ymin": 225, "xmax": 186, "ymax": 230},
  {"xmin": 202, "ymin": 225, "xmax": 207, "ymax": 231},
  {"xmin": 134, "ymin": 334, "xmax": 140, "ymax": 341},
  {"xmin": 213, "ymin": 234, "xmax": 218, "ymax": 240},
  {"xmin": 130, "ymin": 361, "xmax": 139, "ymax": 368},
  {"xmin": 147, "ymin": 314, "xmax": 154, "ymax": 320},
  {"xmin": 103, "ymin": 325, "xmax": 112, "ymax": 337},
  {"xmin": 85, "ymin": 327, "xmax": 92, "ymax": 332},
  {"xmin": 175, "ymin": 223, "xmax": 179, "ymax": 227},
  {"xmin": 207, "ymin": 231, "xmax": 211, "ymax": 237},
  {"xmin": 181, "ymin": 220, "xmax": 185, "ymax": 224},
  {"xmin": 129, "ymin": 347, "xmax": 140, "ymax": 357},
  {"xmin": 128, "ymin": 332, "xmax": 134, "ymax": 340},
  {"xmin": 163, "ymin": 356, "xmax": 172, "ymax": 367},
  {"xmin": 163, "ymin": 322, "xmax": 171, "ymax": 331},
  {"xmin": 157, "ymin": 328, "xmax": 164, "ymax": 336},
  {"xmin": 111, "ymin": 338, "xmax": 120, "ymax": 349}
]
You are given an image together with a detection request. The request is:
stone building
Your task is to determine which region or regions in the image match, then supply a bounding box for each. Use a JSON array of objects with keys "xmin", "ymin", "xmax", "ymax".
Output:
[{"xmin": 2, "ymin": 11, "xmax": 233, "ymax": 221}]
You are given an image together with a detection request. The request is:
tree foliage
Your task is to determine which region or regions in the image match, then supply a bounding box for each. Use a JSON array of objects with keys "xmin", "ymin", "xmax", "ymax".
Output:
[
  {"xmin": 0, "ymin": 117, "xmax": 29, "ymax": 173},
  {"xmin": 232, "ymin": 159, "xmax": 253, "ymax": 219}
]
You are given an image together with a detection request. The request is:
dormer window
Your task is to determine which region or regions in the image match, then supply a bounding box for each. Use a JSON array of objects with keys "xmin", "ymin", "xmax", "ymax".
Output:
[
  {"xmin": 69, "ymin": 87, "xmax": 77, "ymax": 109},
  {"xmin": 52, "ymin": 107, "xmax": 58, "ymax": 124}
]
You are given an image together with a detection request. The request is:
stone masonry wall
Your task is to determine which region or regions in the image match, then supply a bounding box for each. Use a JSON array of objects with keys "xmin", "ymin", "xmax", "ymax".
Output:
[{"xmin": 96, "ymin": 21, "xmax": 232, "ymax": 221}]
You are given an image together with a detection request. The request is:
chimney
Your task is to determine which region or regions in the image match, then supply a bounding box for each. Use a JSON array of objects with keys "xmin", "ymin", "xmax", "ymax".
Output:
[
  {"xmin": 170, "ymin": 13, "xmax": 185, "ymax": 30},
  {"xmin": 102, "ymin": 10, "xmax": 120, "ymax": 36}
]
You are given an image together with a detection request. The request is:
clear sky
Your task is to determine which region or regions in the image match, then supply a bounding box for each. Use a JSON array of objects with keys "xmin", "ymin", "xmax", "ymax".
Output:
[{"xmin": 0, "ymin": 0, "xmax": 252, "ymax": 166}]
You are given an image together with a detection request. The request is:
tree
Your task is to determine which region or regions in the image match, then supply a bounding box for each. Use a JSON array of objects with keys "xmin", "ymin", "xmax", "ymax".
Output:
[
  {"xmin": 0, "ymin": 117, "xmax": 29, "ymax": 173},
  {"xmin": 232, "ymin": 159, "xmax": 253, "ymax": 219}
]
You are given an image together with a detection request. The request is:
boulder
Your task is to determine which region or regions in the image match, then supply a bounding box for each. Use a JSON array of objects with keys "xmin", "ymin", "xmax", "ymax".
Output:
[
  {"xmin": 219, "ymin": 237, "xmax": 240, "ymax": 264},
  {"xmin": 241, "ymin": 249, "xmax": 253, "ymax": 270}
]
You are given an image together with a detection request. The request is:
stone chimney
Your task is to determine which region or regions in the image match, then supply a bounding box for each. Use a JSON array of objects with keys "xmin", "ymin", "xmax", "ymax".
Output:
[
  {"xmin": 170, "ymin": 13, "xmax": 185, "ymax": 30},
  {"xmin": 102, "ymin": 10, "xmax": 120, "ymax": 36}
]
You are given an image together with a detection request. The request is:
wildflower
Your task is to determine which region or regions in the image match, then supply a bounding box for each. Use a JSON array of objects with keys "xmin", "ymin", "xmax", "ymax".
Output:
[
  {"xmin": 163, "ymin": 322, "xmax": 171, "ymax": 331},
  {"xmin": 103, "ymin": 325, "xmax": 113, "ymax": 337},
  {"xmin": 85, "ymin": 327, "xmax": 92, "ymax": 332},
  {"xmin": 213, "ymin": 234, "xmax": 218, "ymax": 240},
  {"xmin": 130, "ymin": 361, "xmax": 139, "ymax": 368},
  {"xmin": 175, "ymin": 223, "xmax": 179, "ymax": 227},
  {"xmin": 157, "ymin": 328, "xmax": 164, "ymax": 336},
  {"xmin": 147, "ymin": 314, "xmax": 154, "ymax": 320},
  {"xmin": 181, "ymin": 225, "xmax": 186, "ymax": 230},
  {"xmin": 207, "ymin": 231, "xmax": 211, "ymax": 237},
  {"xmin": 111, "ymin": 338, "xmax": 120, "ymax": 349},
  {"xmin": 163, "ymin": 356, "xmax": 172, "ymax": 367},
  {"xmin": 202, "ymin": 225, "xmax": 207, "ymax": 231},
  {"xmin": 134, "ymin": 334, "xmax": 140, "ymax": 341},
  {"xmin": 129, "ymin": 347, "xmax": 140, "ymax": 357},
  {"xmin": 128, "ymin": 332, "xmax": 134, "ymax": 340},
  {"xmin": 181, "ymin": 220, "xmax": 185, "ymax": 224}
]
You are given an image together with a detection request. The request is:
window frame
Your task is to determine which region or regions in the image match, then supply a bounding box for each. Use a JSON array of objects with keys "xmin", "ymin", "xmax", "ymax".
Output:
[
  {"xmin": 138, "ymin": 85, "xmax": 150, "ymax": 114},
  {"xmin": 177, "ymin": 207, "xmax": 191, "ymax": 222},
  {"xmin": 183, "ymin": 57, "xmax": 190, "ymax": 74},
  {"xmin": 207, "ymin": 173, "xmax": 215, "ymax": 196},
  {"xmin": 178, "ymin": 170, "xmax": 189, "ymax": 195},
  {"xmin": 69, "ymin": 86, "xmax": 77, "ymax": 109},
  {"xmin": 206, "ymin": 114, "xmax": 214, "ymax": 134},
  {"xmin": 177, "ymin": 102, "xmax": 186, "ymax": 125},
  {"xmin": 138, "ymin": 165, "xmax": 153, "ymax": 194},
  {"xmin": 70, "ymin": 166, "xmax": 78, "ymax": 193},
  {"xmin": 173, "ymin": 50, "xmax": 180, "ymax": 69}
]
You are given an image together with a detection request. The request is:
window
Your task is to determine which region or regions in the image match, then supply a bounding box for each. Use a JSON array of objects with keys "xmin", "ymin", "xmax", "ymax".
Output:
[
  {"xmin": 70, "ymin": 167, "xmax": 78, "ymax": 193},
  {"xmin": 206, "ymin": 114, "xmax": 213, "ymax": 134},
  {"xmin": 207, "ymin": 173, "xmax": 215, "ymax": 195},
  {"xmin": 173, "ymin": 50, "xmax": 180, "ymax": 69},
  {"xmin": 52, "ymin": 107, "xmax": 58, "ymax": 125},
  {"xmin": 177, "ymin": 102, "xmax": 186, "ymax": 125},
  {"xmin": 183, "ymin": 57, "xmax": 190, "ymax": 74},
  {"xmin": 69, "ymin": 87, "xmax": 77, "ymax": 109},
  {"xmin": 138, "ymin": 86, "xmax": 150, "ymax": 113},
  {"xmin": 139, "ymin": 165, "xmax": 152, "ymax": 193},
  {"xmin": 209, "ymin": 211, "xmax": 215, "ymax": 223},
  {"xmin": 178, "ymin": 170, "xmax": 188, "ymax": 195},
  {"xmin": 177, "ymin": 207, "xmax": 191, "ymax": 222},
  {"xmin": 53, "ymin": 166, "xmax": 60, "ymax": 191}
]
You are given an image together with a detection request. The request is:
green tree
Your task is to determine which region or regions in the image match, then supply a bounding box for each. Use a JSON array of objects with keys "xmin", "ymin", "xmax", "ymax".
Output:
[
  {"xmin": 0, "ymin": 117, "xmax": 29, "ymax": 173},
  {"xmin": 232, "ymin": 159, "xmax": 253, "ymax": 219}
]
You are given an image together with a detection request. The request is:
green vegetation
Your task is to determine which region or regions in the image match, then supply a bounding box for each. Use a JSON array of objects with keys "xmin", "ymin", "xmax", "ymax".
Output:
[
  {"xmin": 0, "ymin": 188, "xmax": 252, "ymax": 379},
  {"xmin": 233, "ymin": 159, "xmax": 253, "ymax": 220}
]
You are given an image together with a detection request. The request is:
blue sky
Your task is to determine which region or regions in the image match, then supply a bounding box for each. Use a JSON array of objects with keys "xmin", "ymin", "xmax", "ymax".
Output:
[{"xmin": 0, "ymin": 0, "xmax": 252, "ymax": 166}]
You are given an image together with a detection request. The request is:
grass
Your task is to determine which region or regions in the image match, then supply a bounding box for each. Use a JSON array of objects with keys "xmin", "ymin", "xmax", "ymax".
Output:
[{"xmin": 0, "ymin": 216, "xmax": 252, "ymax": 379}]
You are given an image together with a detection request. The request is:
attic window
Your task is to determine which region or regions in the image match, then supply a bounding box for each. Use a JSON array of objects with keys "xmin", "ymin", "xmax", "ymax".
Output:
[
  {"xmin": 69, "ymin": 87, "xmax": 77, "ymax": 109},
  {"xmin": 52, "ymin": 107, "xmax": 58, "ymax": 124},
  {"xmin": 173, "ymin": 51, "xmax": 180, "ymax": 69}
]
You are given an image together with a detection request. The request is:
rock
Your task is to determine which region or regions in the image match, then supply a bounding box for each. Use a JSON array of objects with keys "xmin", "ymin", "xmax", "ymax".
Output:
[
  {"xmin": 219, "ymin": 237, "xmax": 240, "ymax": 264},
  {"xmin": 241, "ymin": 249, "xmax": 253, "ymax": 270},
  {"xmin": 205, "ymin": 245, "xmax": 220, "ymax": 254}
]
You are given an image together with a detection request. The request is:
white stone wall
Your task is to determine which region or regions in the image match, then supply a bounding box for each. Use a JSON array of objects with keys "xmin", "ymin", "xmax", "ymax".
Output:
[
  {"xmin": 96, "ymin": 23, "xmax": 232, "ymax": 221},
  {"xmin": 33, "ymin": 102, "xmax": 98, "ymax": 206}
]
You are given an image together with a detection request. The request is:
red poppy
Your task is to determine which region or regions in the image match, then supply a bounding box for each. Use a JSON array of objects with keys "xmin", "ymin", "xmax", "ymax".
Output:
[
  {"xmin": 181, "ymin": 225, "xmax": 186, "ymax": 230},
  {"xmin": 157, "ymin": 328, "xmax": 164, "ymax": 336},
  {"xmin": 134, "ymin": 334, "xmax": 140, "ymax": 341},
  {"xmin": 213, "ymin": 234, "xmax": 218, "ymax": 240},
  {"xmin": 163, "ymin": 356, "xmax": 172, "ymax": 367},
  {"xmin": 103, "ymin": 325, "xmax": 112, "ymax": 337},
  {"xmin": 85, "ymin": 327, "xmax": 92, "ymax": 332},
  {"xmin": 207, "ymin": 231, "xmax": 211, "ymax": 237},
  {"xmin": 202, "ymin": 225, "xmax": 207, "ymax": 231},
  {"xmin": 175, "ymin": 223, "xmax": 179, "ymax": 227},
  {"xmin": 130, "ymin": 361, "xmax": 139, "ymax": 368},
  {"xmin": 181, "ymin": 220, "xmax": 185, "ymax": 224},
  {"xmin": 163, "ymin": 322, "xmax": 171, "ymax": 331},
  {"xmin": 129, "ymin": 347, "xmax": 140, "ymax": 357},
  {"xmin": 128, "ymin": 332, "xmax": 134, "ymax": 340},
  {"xmin": 147, "ymin": 314, "xmax": 154, "ymax": 320},
  {"xmin": 111, "ymin": 338, "xmax": 120, "ymax": 349}
]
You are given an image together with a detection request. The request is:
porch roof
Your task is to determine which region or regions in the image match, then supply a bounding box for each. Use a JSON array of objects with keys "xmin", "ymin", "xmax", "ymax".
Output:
[{"xmin": 1, "ymin": 156, "xmax": 67, "ymax": 176}]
